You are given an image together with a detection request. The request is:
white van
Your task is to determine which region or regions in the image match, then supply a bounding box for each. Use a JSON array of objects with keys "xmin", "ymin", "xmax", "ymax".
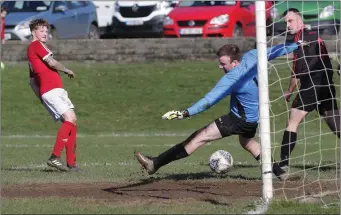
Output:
[
  {"xmin": 111, "ymin": 0, "xmax": 177, "ymax": 37},
  {"xmin": 93, "ymin": 1, "xmax": 116, "ymax": 37}
]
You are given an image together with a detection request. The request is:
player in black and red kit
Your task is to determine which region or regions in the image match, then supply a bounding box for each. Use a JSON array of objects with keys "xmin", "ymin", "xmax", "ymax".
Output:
[{"xmin": 279, "ymin": 8, "xmax": 340, "ymax": 175}]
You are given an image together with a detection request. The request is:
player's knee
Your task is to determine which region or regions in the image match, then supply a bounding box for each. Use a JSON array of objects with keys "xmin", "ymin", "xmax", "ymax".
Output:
[
  {"xmin": 62, "ymin": 110, "xmax": 77, "ymax": 124},
  {"xmin": 286, "ymin": 120, "xmax": 299, "ymax": 132},
  {"xmin": 70, "ymin": 115, "xmax": 77, "ymax": 124}
]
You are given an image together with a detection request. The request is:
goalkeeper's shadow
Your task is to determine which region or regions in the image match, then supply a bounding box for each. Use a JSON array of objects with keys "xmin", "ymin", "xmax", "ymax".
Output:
[
  {"xmin": 157, "ymin": 163, "xmax": 261, "ymax": 181},
  {"xmin": 158, "ymin": 172, "xmax": 260, "ymax": 181},
  {"xmin": 103, "ymin": 171, "xmax": 260, "ymax": 194}
]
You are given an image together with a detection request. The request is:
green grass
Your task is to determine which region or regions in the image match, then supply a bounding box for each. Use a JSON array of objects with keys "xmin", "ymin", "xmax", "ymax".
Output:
[
  {"xmin": 267, "ymin": 200, "xmax": 340, "ymax": 214},
  {"xmin": 1, "ymin": 197, "xmax": 258, "ymax": 214},
  {"xmin": 1, "ymin": 61, "xmax": 340, "ymax": 214}
]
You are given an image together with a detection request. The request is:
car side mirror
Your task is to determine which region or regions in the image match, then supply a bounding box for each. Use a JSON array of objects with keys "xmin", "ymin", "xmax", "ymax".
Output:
[{"xmin": 54, "ymin": 5, "xmax": 67, "ymax": 12}]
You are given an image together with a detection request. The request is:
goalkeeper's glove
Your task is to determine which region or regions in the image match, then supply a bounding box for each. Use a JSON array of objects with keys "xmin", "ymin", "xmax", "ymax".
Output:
[{"xmin": 162, "ymin": 110, "xmax": 189, "ymax": 120}]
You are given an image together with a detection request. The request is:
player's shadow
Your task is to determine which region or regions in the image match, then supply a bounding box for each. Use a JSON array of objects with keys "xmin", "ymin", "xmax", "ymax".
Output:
[
  {"xmin": 103, "ymin": 177, "xmax": 234, "ymax": 202},
  {"xmin": 159, "ymin": 172, "xmax": 261, "ymax": 181},
  {"xmin": 1, "ymin": 167, "xmax": 61, "ymax": 172},
  {"xmin": 134, "ymin": 162, "xmax": 262, "ymax": 181}
]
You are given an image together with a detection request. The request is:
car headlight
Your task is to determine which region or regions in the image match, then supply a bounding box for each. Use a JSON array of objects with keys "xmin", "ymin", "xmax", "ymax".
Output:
[
  {"xmin": 319, "ymin": 5, "xmax": 335, "ymax": 19},
  {"xmin": 17, "ymin": 20, "xmax": 31, "ymax": 30},
  {"xmin": 156, "ymin": 1, "xmax": 171, "ymax": 10},
  {"xmin": 156, "ymin": 2, "xmax": 162, "ymax": 10},
  {"xmin": 210, "ymin": 14, "xmax": 229, "ymax": 25},
  {"xmin": 163, "ymin": 16, "xmax": 174, "ymax": 26},
  {"xmin": 270, "ymin": 7, "xmax": 279, "ymax": 19}
]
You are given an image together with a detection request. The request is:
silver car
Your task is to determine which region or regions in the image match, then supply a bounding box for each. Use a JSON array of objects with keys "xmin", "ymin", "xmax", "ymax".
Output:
[{"xmin": 2, "ymin": 1, "xmax": 99, "ymax": 40}]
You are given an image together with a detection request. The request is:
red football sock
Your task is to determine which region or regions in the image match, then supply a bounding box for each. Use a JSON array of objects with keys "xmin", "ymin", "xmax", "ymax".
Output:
[
  {"xmin": 66, "ymin": 124, "xmax": 77, "ymax": 166},
  {"xmin": 52, "ymin": 121, "xmax": 74, "ymax": 157}
]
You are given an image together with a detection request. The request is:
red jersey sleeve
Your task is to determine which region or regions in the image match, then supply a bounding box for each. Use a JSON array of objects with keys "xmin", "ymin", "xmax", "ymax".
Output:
[{"xmin": 33, "ymin": 41, "xmax": 53, "ymax": 61}]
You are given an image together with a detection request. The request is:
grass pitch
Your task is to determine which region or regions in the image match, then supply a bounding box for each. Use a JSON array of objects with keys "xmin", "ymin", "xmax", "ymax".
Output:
[{"xmin": 1, "ymin": 60, "xmax": 340, "ymax": 214}]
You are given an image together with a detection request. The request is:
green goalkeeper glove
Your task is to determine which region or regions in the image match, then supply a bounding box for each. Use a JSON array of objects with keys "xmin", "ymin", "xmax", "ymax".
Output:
[{"xmin": 162, "ymin": 110, "xmax": 189, "ymax": 120}]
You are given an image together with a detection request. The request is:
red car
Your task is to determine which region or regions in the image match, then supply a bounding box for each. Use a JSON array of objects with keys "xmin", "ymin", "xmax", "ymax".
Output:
[{"xmin": 163, "ymin": 1, "xmax": 273, "ymax": 38}]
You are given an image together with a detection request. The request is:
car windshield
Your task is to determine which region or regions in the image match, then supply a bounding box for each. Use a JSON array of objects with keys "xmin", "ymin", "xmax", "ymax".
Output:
[
  {"xmin": 178, "ymin": 1, "xmax": 236, "ymax": 7},
  {"xmin": 1, "ymin": 1, "xmax": 51, "ymax": 13}
]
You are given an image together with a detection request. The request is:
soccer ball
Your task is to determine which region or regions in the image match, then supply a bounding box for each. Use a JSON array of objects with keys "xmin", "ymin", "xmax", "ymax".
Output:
[{"xmin": 209, "ymin": 150, "xmax": 233, "ymax": 174}]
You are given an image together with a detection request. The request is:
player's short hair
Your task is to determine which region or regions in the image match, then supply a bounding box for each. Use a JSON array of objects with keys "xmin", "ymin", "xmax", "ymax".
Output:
[
  {"xmin": 29, "ymin": 19, "xmax": 49, "ymax": 32},
  {"xmin": 1, "ymin": 6, "xmax": 7, "ymax": 13},
  {"xmin": 216, "ymin": 44, "xmax": 241, "ymax": 62},
  {"xmin": 283, "ymin": 8, "xmax": 302, "ymax": 17}
]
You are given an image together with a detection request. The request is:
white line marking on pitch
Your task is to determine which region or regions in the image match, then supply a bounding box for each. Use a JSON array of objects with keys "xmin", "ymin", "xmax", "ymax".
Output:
[{"xmin": 1, "ymin": 132, "xmax": 191, "ymax": 139}]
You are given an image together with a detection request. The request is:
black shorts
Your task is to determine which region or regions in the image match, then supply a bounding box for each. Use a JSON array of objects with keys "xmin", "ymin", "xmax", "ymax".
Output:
[
  {"xmin": 292, "ymin": 85, "xmax": 338, "ymax": 115},
  {"xmin": 214, "ymin": 113, "xmax": 258, "ymax": 138}
]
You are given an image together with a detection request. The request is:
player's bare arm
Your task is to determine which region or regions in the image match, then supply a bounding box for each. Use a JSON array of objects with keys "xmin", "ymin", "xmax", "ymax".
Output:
[
  {"xmin": 44, "ymin": 56, "xmax": 75, "ymax": 79},
  {"xmin": 284, "ymin": 76, "xmax": 300, "ymax": 102},
  {"xmin": 288, "ymin": 76, "xmax": 300, "ymax": 92}
]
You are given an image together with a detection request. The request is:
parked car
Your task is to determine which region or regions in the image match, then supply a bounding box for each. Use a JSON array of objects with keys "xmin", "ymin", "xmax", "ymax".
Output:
[
  {"xmin": 163, "ymin": 1, "xmax": 273, "ymax": 38},
  {"xmin": 1, "ymin": 1, "xmax": 99, "ymax": 41},
  {"xmin": 93, "ymin": 1, "xmax": 116, "ymax": 37},
  {"xmin": 111, "ymin": 0, "xmax": 177, "ymax": 37},
  {"xmin": 271, "ymin": 1, "xmax": 340, "ymax": 35}
]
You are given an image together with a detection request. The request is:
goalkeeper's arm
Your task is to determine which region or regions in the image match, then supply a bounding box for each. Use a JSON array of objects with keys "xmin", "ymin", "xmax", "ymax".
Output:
[
  {"xmin": 162, "ymin": 67, "xmax": 241, "ymax": 120},
  {"xmin": 185, "ymin": 66, "xmax": 242, "ymax": 117},
  {"xmin": 267, "ymin": 42, "xmax": 299, "ymax": 61}
]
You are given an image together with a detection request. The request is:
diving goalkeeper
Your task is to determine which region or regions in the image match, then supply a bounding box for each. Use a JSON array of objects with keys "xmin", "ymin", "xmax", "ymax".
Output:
[{"xmin": 135, "ymin": 42, "xmax": 303, "ymax": 180}]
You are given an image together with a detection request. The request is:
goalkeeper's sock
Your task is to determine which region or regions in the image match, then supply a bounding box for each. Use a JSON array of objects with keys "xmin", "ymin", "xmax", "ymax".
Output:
[
  {"xmin": 153, "ymin": 143, "xmax": 189, "ymax": 170},
  {"xmin": 66, "ymin": 124, "xmax": 77, "ymax": 166},
  {"xmin": 254, "ymin": 155, "xmax": 286, "ymax": 177},
  {"xmin": 52, "ymin": 121, "xmax": 74, "ymax": 157},
  {"xmin": 280, "ymin": 131, "xmax": 297, "ymax": 166},
  {"xmin": 254, "ymin": 154, "xmax": 276, "ymax": 164}
]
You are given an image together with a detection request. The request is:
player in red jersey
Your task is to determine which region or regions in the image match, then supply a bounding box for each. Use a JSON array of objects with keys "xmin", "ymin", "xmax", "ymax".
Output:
[
  {"xmin": 1, "ymin": 6, "xmax": 6, "ymax": 45},
  {"xmin": 27, "ymin": 19, "xmax": 79, "ymax": 171}
]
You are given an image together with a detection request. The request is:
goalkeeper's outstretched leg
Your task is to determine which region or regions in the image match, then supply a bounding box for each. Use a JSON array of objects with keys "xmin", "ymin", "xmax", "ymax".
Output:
[
  {"xmin": 135, "ymin": 113, "xmax": 286, "ymax": 180},
  {"xmin": 134, "ymin": 42, "xmax": 298, "ymax": 179}
]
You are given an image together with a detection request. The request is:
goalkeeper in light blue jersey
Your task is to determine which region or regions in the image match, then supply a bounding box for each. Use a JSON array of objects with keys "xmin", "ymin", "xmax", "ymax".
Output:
[{"xmin": 135, "ymin": 42, "xmax": 302, "ymax": 181}]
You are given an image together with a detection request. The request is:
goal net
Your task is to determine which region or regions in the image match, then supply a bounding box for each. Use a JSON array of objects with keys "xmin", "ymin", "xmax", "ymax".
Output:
[{"xmin": 257, "ymin": 1, "xmax": 340, "ymax": 206}]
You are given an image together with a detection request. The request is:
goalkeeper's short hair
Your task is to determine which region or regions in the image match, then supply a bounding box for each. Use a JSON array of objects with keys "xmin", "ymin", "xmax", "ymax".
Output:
[{"xmin": 216, "ymin": 44, "xmax": 241, "ymax": 62}]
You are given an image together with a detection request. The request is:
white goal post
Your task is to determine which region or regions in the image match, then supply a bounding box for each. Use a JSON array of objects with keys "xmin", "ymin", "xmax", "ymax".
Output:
[{"xmin": 255, "ymin": 0, "xmax": 273, "ymax": 203}]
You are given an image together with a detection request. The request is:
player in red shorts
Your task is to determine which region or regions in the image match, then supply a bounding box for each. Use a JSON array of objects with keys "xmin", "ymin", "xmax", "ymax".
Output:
[{"xmin": 27, "ymin": 19, "xmax": 79, "ymax": 171}]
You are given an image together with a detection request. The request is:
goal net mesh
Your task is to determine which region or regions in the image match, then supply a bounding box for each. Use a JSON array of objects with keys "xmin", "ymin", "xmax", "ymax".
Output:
[{"xmin": 265, "ymin": 0, "xmax": 340, "ymax": 206}]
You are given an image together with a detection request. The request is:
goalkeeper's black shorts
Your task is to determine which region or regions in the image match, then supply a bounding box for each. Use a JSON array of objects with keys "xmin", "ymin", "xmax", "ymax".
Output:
[
  {"xmin": 215, "ymin": 112, "xmax": 258, "ymax": 139},
  {"xmin": 292, "ymin": 85, "xmax": 338, "ymax": 115}
]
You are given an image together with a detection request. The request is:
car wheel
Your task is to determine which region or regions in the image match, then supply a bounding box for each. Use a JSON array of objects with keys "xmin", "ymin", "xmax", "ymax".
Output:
[
  {"xmin": 232, "ymin": 24, "xmax": 243, "ymax": 37},
  {"xmin": 49, "ymin": 28, "xmax": 59, "ymax": 40},
  {"xmin": 88, "ymin": 24, "xmax": 100, "ymax": 40}
]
